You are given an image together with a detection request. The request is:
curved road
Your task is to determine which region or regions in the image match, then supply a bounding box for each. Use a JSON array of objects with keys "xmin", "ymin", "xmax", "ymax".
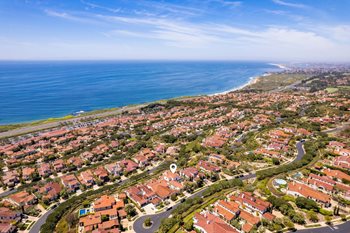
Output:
[
  {"xmin": 29, "ymin": 208, "xmax": 55, "ymax": 233},
  {"xmin": 27, "ymin": 163, "xmax": 165, "ymax": 233},
  {"xmin": 133, "ymin": 142, "xmax": 305, "ymax": 233},
  {"xmin": 29, "ymin": 141, "xmax": 347, "ymax": 233}
]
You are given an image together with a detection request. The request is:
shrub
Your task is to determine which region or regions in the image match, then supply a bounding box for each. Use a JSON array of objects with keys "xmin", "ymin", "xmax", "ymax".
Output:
[
  {"xmin": 295, "ymin": 197, "xmax": 319, "ymax": 211},
  {"xmin": 319, "ymin": 208, "xmax": 333, "ymax": 216}
]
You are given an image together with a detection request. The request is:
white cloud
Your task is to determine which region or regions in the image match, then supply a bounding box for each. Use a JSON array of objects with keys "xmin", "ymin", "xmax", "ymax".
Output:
[
  {"xmin": 272, "ymin": 0, "xmax": 306, "ymax": 8},
  {"xmin": 214, "ymin": 0, "xmax": 242, "ymax": 8},
  {"xmin": 264, "ymin": 9, "xmax": 306, "ymax": 22},
  {"xmin": 5, "ymin": 7, "xmax": 350, "ymax": 61},
  {"xmin": 80, "ymin": 0, "xmax": 121, "ymax": 13},
  {"xmin": 44, "ymin": 9, "xmax": 101, "ymax": 24}
]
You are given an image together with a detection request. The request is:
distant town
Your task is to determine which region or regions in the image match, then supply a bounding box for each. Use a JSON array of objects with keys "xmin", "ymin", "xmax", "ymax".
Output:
[{"xmin": 0, "ymin": 64, "xmax": 350, "ymax": 233}]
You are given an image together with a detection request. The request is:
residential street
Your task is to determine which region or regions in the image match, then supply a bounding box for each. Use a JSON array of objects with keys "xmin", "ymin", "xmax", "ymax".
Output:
[
  {"xmin": 27, "ymin": 162, "xmax": 164, "ymax": 233},
  {"xmin": 133, "ymin": 142, "xmax": 305, "ymax": 233}
]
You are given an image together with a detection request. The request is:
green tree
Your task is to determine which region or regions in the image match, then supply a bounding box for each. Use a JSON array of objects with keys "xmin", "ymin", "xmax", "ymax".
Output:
[
  {"xmin": 290, "ymin": 212, "xmax": 305, "ymax": 225},
  {"xmin": 325, "ymin": 216, "xmax": 332, "ymax": 225},
  {"xmin": 170, "ymin": 194, "xmax": 177, "ymax": 201},
  {"xmin": 65, "ymin": 213, "xmax": 78, "ymax": 229},
  {"xmin": 283, "ymin": 217, "xmax": 295, "ymax": 229},
  {"xmin": 295, "ymin": 197, "xmax": 319, "ymax": 211},
  {"xmin": 144, "ymin": 217, "xmax": 152, "ymax": 227},
  {"xmin": 125, "ymin": 204, "xmax": 137, "ymax": 217},
  {"xmin": 184, "ymin": 220, "xmax": 193, "ymax": 231},
  {"xmin": 307, "ymin": 210, "xmax": 319, "ymax": 222}
]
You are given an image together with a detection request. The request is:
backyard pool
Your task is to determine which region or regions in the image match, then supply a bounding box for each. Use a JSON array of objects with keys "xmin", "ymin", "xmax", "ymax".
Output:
[{"xmin": 79, "ymin": 208, "xmax": 91, "ymax": 216}]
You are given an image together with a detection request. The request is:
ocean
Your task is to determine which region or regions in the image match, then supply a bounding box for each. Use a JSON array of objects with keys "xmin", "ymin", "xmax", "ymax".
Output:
[{"xmin": 0, "ymin": 61, "xmax": 280, "ymax": 125}]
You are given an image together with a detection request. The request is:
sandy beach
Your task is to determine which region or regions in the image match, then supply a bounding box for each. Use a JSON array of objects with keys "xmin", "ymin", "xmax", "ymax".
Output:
[{"xmin": 209, "ymin": 72, "xmax": 272, "ymax": 96}]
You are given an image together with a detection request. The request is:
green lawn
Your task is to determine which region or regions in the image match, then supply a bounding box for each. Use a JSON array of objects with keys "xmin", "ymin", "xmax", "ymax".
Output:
[{"xmin": 326, "ymin": 87, "xmax": 339, "ymax": 93}]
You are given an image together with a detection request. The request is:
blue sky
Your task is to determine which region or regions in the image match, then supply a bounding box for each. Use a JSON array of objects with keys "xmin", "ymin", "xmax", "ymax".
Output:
[{"xmin": 1, "ymin": 0, "xmax": 350, "ymax": 61}]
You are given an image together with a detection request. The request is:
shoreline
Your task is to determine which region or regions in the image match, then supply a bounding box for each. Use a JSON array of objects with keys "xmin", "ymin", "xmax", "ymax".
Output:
[
  {"xmin": 0, "ymin": 65, "xmax": 287, "ymax": 137},
  {"xmin": 269, "ymin": 63, "xmax": 290, "ymax": 70},
  {"xmin": 210, "ymin": 63, "xmax": 287, "ymax": 96},
  {"xmin": 209, "ymin": 73, "xmax": 272, "ymax": 96},
  {"xmin": 0, "ymin": 74, "xmax": 266, "ymax": 127}
]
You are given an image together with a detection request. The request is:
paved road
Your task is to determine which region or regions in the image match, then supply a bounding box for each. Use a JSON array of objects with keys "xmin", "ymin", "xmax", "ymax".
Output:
[
  {"xmin": 295, "ymin": 141, "xmax": 305, "ymax": 161},
  {"xmin": 0, "ymin": 104, "xmax": 148, "ymax": 139},
  {"xmin": 27, "ymin": 162, "xmax": 165, "ymax": 233},
  {"xmin": 297, "ymin": 221, "xmax": 350, "ymax": 233},
  {"xmin": 133, "ymin": 173, "xmax": 259, "ymax": 233},
  {"xmin": 0, "ymin": 96, "xmax": 197, "ymax": 139},
  {"xmin": 322, "ymin": 123, "xmax": 350, "ymax": 134},
  {"xmin": 0, "ymin": 189, "xmax": 17, "ymax": 198},
  {"xmin": 29, "ymin": 208, "xmax": 54, "ymax": 233},
  {"xmin": 133, "ymin": 142, "xmax": 305, "ymax": 233}
]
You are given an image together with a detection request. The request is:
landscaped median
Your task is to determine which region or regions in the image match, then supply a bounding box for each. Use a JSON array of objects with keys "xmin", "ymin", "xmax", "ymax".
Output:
[
  {"xmin": 256, "ymin": 140, "xmax": 323, "ymax": 180},
  {"xmin": 157, "ymin": 178, "xmax": 243, "ymax": 233},
  {"xmin": 40, "ymin": 161, "xmax": 171, "ymax": 233}
]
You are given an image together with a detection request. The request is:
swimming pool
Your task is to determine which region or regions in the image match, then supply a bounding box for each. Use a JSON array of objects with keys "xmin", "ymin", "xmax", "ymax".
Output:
[
  {"xmin": 274, "ymin": 178, "xmax": 287, "ymax": 186},
  {"xmin": 79, "ymin": 208, "xmax": 90, "ymax": 216}
]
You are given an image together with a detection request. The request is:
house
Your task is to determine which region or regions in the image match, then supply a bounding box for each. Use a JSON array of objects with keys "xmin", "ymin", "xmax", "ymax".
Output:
[
  {"xmin": 214, "ymin": 200, "xmax": 240, "ymax": 222},
  {"xmin": 2, "ymin": 170, "xmax": 19, "ymax": 187},
  {"xmin": 209, "ymin": 154, "xmax": 225, "ymax": 164},
  {"xmin": 7, "ymin": 191, "xmax": 37, "ymax": 206},
  {"xmin": 52, "ymin": 159, "xmax": 65, "ymax": 172},
  {"xmin": 231, "ymin": 192, "xmax": 271, "ymax": 215},
  {"xmin": 162, "ymin": 171, "xmax": 181, "ymax": 182},
  {"xmin": 0, "ymin": 223, "xmax": 16, "ymax": 233},
  {"xmin": 305, "ymin": 174, "xmax": 335, "ymax": 193},
  {"xmin": 147, "ymin": 179, "xmax": 174, "ymax": 200},
  {"xmin": 328, "ymin": 141, "xmax": 346, "ymax": 150},
  {"xmin": 79, "ymin": 213, "xmax": 102, "ymax": 232},
  {"xmin": 98, "ymin": 219, "xmax": 119, "ymax": 231},
  {"xmin": 93, "ymin": 195, "xmax": 116, "ymax": 212},
  {"xmin": 239, "ymin": 210, "xmax": 260, "ymax": 232},
  {"xmin": 80, "ymin": 151, "xmax": 95, "ymax": 162},
  {"xmin": 198, "ymin": 160, "xmax": 221, "ymax": 173},
  {"xmin": 333, "ymin": 156, "xmax": 350, "ymax": 169},
  {"xmin": 61, "ymin": 174, "xmax": 80, "ymax": 192},
  {"xmin": 38, "ymin": 182, "xmax": 62, "ymax": 202},
  {"xmin": 105, "ymin": 163, "xmax": 122, "ymax": 176},
  {"xmin": 133, "ymin": 154, "xmax": 148, "ymax": 167},
  {"xmin": 262, "ymin": 212, "xmax": 276, "ymax": 221},
  {"xmin": 180, "ymin": 167, "xmax": 199, "ymax": 180},
  {"xmin": 133, "ymin": 148, "xmax": 156, "ymax": 167},
  {"xmin": 324, "ymin": 169, "xmax": 350, "ymax": 182},
  {"xmin": 193, "ymin": 211, "xmax": 239, "ymax": 233},
  {"xmin": 166, "ymin": 146, "xmax": 179, "ymax": 156},
  {"xmin": 38, "ymin": 163, "xmax": 52, "ymax": 177},
  {"xmin": 125, "ymin": 185, "xmax": 157, "ymax": 207},
  {"xmin": 0, "ymin": 207, "xmax": 21, "ymax": 223},
  {"xmin": 94, "ymin": 166, "xmax": 109, "ymax": 183},
  {"xmin": 119, "ymin": 159, "xmax": 138, "ymax": 173},
  {"xmin": 22, "ymin": 167, "xmax": 36, "ymax": 181},
  {"xmin": 203, "ymin": 135, "xmax": 227, "ymax": 148},
  {"xmin": 287, "ymin": 181, "xmax": 331, "ymax": 207},
  {"xmin": 67, "ymin": 156, "xmax": 84, "ymax": 168},
  {"xmin": 79, "ymin": 170, "xmax": 95, "ymax": 188}
]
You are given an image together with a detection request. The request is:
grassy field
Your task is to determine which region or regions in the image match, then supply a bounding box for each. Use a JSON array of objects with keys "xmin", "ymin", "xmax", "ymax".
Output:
[
  {"xmin": 326, "ymin": 87, "xmax": 339, "ymax": 93},
  {"xmin": 0, "ymin": 115, "xmax": 74, "ymax": 133},
  {"xmin": 244, "ymin": 73, "xmax": 309, "ymax": 91},
  {"xmin": 0, "ymin": 95, "xmax": 199, "ymax": 135}
]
